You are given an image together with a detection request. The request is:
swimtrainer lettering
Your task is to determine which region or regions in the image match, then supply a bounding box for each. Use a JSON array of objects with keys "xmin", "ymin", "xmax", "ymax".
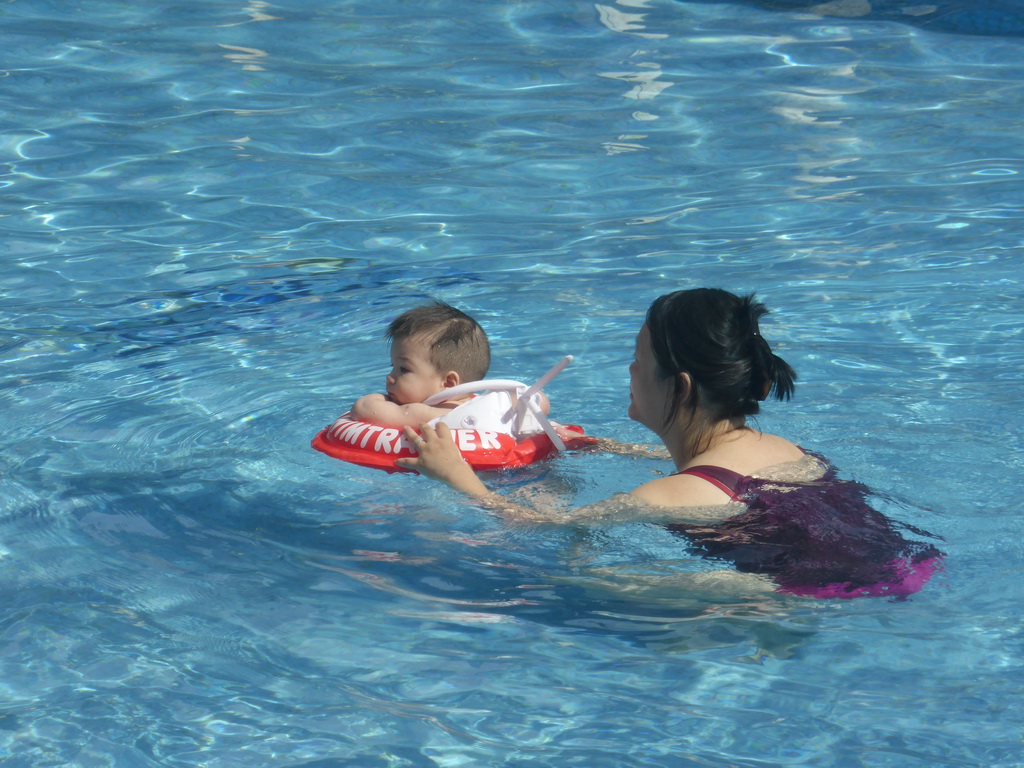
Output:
[{"xmin": 327, "ymin": 417, "xmax": 504, "ymax": 456}]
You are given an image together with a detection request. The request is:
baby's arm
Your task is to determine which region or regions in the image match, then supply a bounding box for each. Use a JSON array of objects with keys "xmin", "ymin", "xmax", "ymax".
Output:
[{"xmin": 350, "ymin": 393, "xmax": 454, "ymax": 428}]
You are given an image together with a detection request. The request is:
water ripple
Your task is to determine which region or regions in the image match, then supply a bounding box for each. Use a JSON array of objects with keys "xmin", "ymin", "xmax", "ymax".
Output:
[{"xmin": 2, "ymin": 1, "xmax": 1022, "ymax": 766}]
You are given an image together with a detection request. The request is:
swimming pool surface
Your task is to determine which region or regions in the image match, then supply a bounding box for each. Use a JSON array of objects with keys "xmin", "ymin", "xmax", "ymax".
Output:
[{"xmin": 2, "ymin": 1, "xmax": 1022, "ymax": 766}]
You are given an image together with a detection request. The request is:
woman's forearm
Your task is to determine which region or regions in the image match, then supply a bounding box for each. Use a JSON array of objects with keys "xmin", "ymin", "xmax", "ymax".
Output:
[
  {"xmin": 589, "ymin": 436, "xmax": 671, "ymax": 459},
  {"xmin": 396, "ymin": 423, "xmax": 569, "ymax": 522}
]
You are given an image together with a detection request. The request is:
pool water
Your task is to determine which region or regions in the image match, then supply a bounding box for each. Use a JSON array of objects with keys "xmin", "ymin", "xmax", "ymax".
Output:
[{"xmin": 2, "ymin": 0, "xmax": 1022, "ymax": 766}]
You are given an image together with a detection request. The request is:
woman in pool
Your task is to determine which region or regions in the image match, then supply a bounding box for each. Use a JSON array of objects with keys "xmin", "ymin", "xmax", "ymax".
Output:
[{"xmin": 397, "ymin": 288, "xmax": 943, "ymax": 599}]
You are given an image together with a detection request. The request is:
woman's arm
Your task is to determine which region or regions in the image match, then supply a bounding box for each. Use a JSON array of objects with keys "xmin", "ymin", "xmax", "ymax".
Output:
[
  {"xmin": 394, "ymin": 423, "xmax": 557, "ymax": 521},
  {"xmin": 553, "ymin": 426, "xmax": 669, "ymax": 460},
  {"xmin": 587, "ymin": 437, "xmax": 671, "ymax": 459},
  {"xmin": 395, "ymin": 422, "xmax": 490, "ymax": 497},
  {"xmin": 394, "ymin": 423, "xmax": 730, "ymax": 525}
]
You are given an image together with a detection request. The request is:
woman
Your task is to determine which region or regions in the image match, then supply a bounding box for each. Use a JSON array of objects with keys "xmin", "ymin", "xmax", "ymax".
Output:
[{"xmin": 397, "ymin": 288, "xmax": 943, "ymax": 599}]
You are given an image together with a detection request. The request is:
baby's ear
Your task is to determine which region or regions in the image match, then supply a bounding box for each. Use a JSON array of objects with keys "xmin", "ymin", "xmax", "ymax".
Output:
[{"xmin": 443, "ymin": 371, "xmax": 461, "ymax": 389}]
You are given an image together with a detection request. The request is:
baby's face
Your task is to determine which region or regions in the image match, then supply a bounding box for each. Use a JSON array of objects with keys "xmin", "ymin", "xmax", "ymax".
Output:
[{"xmin": 385, "ymin": 334, "xmax": 447, "ymax": 405}]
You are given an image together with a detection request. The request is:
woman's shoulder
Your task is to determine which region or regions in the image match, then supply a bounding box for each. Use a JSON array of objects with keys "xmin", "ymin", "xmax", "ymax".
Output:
[
  {"xmin": 629, "ymin": 472, "xmax": 742, "ymax": 509},
  {"xmin": 696, "ymin": 429, "xmax": 807, "ymax": 477},
  {"xmin": 751, "ymin": 452, "xmax": 830, "ymax": 483},
  {"xmin": 627, "ymin": 431, "xmax": 828, "ymax": 510}
]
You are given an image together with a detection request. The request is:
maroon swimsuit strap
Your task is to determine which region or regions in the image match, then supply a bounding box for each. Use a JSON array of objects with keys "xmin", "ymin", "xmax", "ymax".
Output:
[{"xmin": 676, "ymin": 465, "xmax": 749, "ymax": 501}]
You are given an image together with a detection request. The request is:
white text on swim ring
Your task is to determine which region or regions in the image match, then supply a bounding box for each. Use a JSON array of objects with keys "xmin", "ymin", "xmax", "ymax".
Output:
[{"xmin": 327, "ymin": 418, "xmax": 503, "ymax": 455}]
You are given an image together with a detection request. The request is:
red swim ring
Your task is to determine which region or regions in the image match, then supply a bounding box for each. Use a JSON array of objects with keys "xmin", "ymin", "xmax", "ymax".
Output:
[
  {"xmin": 311, "ymin": 414, "xmax": 590, "ymax": 473},
  {"xmin": 312, "ymin": 356, "xmax": 593, "ymax": 473}
]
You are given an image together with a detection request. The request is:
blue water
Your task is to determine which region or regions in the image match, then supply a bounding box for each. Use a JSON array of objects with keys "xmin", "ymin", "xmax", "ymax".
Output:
[{"xmin": 2, "ymin": 0, "xmax": 1023, "ymax": 766}]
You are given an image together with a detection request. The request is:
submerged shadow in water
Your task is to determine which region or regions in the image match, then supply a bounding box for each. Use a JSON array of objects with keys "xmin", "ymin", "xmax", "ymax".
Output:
[
  {"xmin": 515, "ymin": 567, "xmax": 819, "ymax": 659},
  {"xmin": 679, "ymin": 0, "xmax": 1024, "ymax": 37},
  {"xmin": 30, "ymin": 465, "xmax": 817, "ymax": 665}
]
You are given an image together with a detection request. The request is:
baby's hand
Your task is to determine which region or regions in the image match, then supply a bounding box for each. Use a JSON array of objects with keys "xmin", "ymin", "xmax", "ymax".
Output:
[
  {"xmin": 554, "ymin": 425, "xmax": 586, "ymax": 440},
  {"xmin": 554, "ymin": 425, "xmax": 599, "ymax": 450}
]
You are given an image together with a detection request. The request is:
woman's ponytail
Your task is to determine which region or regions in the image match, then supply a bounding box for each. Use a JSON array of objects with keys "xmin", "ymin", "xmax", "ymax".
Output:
[
  {"xmin": 739, "ymin": 294, "xmax": 796, "ymax": 408},
  {"xmin": 647, "ymin": 288, "xmax": 797, "ymax": 423}
]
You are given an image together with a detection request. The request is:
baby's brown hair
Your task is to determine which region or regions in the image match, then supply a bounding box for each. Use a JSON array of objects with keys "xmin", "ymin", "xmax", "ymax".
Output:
[{"xmin": 386, "ymin": 302, "xmax": 490, "ymax": 382}]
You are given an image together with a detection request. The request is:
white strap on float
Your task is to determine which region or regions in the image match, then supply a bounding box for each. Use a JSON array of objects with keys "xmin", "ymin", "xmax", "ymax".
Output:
[
  {"xmin": 422, "ymin": 379, "xmax": 527, "ymax": 405},
  {"xmin": 519, "ymin": 355, "xmax": 573, "ymax": 402},
  {"xmin": 509, "ymin": 355, "xmax": 572, "ymax": 452},
  {"xmin": 422, "ymin": 355, "xmax": 574, "ymax": 452}
]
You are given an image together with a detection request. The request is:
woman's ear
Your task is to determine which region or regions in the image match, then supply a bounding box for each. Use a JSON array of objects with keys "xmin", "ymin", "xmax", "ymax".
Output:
[
  {"xmin": 677, "ymin": 371, "xmax": 694, "ymax": 403},
  {"xmin": 662, "ymin": 371, "xmax": 695, "ymax": 426}
]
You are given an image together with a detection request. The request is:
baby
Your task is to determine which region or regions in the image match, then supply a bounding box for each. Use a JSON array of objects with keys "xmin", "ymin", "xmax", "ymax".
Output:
[{"xmin": 350, "ymin": 302, "xmax": 492, "ymax": 429}]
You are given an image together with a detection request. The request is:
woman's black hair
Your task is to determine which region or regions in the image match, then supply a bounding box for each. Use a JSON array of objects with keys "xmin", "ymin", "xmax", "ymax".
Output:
[{"xmin": 645, "ymin": 288, "xmax": 796, "ymax": 427}]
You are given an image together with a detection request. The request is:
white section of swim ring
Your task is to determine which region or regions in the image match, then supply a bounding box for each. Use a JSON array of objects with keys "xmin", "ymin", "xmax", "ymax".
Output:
[{"xmin": 423, "ymin": 356, "xmax": 574, "ymax": 452}]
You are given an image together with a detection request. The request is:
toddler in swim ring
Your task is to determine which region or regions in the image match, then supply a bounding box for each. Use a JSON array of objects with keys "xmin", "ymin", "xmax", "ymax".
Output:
[{"xmin": 350, "ymin": 302, "xmax": 497, "ymax": 428}]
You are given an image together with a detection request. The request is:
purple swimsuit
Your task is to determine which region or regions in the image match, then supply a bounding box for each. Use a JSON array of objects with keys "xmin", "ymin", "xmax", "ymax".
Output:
[{"xmin": 668, "ymin": 458, "xmax": 944, "ymax": 599}]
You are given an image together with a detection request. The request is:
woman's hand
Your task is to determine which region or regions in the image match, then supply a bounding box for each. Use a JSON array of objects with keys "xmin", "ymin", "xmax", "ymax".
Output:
[
  {"xmin": 395, "ymin": 423, "xmax": 491, "ymax": 498},
  {"xmin": 397, "ymin": 423, "xmax": 567, "ymax": 520}
]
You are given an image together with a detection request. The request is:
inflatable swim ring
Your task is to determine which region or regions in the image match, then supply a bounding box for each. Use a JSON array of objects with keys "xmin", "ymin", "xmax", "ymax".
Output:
[{"xmin": 312, "ymin": 356, "xmax": 594, "ymax": 473}]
